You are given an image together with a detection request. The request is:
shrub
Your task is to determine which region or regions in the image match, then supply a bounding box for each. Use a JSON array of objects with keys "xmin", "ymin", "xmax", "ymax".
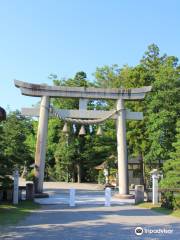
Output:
[
  {"xmin": 26, "ymin": 170, "xmax": 35, "ymax": 181},
  {"xmin": 173, "ymin": 194, "xmax": 180, "ymax": 210},
  {"xmin": 98, "ymin": 170, "xmax": 105, "ymax": 184},
  {"xmin": 161, "ymin": 191, "xmax": 174, "ymax": 209},
  {"xmin": 161, "ymin": 191, "xmax": 180, "ymax": 210}
]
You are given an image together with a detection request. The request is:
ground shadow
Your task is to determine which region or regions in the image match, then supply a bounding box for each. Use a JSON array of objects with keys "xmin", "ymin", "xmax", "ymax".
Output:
[{"xmin": 1, "ymin": 220, "xmax": 179, "ymax": 240}]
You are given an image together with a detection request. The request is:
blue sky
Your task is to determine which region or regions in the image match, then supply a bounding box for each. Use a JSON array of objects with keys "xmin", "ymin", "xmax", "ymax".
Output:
[{"xmin": 0, "ymin": 0, "xmax": 180, "ymax": 111}]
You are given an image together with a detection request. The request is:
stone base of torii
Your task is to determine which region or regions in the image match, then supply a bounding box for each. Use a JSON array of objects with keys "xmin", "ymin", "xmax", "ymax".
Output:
[{"xmin": 15, "ymin": 80, "xmax": 151, "ymax": 197}]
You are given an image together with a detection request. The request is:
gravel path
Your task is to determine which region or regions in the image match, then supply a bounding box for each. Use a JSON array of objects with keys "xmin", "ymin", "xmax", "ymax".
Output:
[{"xmin": 0, "ymin": 183, "xmax": 179, "ymax": 240}]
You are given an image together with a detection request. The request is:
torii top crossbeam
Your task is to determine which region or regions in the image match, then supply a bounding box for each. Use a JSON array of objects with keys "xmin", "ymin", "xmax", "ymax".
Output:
[{"xmin": 14, "ymin": 80, "xmax": 152, "ymax": 100}]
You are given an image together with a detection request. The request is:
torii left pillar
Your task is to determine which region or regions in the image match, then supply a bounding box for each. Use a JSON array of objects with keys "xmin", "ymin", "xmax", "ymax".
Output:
[{"xmin": 34, "ymin": 96, "xmax": 50, "ymax": 193}]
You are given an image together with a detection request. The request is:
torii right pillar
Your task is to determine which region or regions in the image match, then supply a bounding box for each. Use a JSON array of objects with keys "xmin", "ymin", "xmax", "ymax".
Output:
[{"xmin": 116, "ymin": 98, "xmax": 129, "ymax": 196}]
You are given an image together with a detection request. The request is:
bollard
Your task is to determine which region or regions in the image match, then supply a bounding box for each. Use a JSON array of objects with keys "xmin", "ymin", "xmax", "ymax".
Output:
[
  {"xmin": 26, "ymin": 183, "xmax": 34, "ymax": 200},
  {"xmin": 13, "ymin": 169, "xmax": 19, "ymax": 204},
  {"xmin": 105, "ymin": 187, "xmax": 111, "ymax": 207},
  {"xmin": 135, "ymin": 185, "xmax": 144, "ymax": 204},
  {"xmin": 69, "ymin": 188, "xmax": 75, "ymax": 207}
]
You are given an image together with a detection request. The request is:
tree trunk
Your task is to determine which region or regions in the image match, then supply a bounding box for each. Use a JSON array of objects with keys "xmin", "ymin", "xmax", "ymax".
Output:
[
  {"xmin": 139, "ymin": 153, "xmax": 145, "ymax": 186},
  {"xmin": 72, "ymin": 170, "xmax": 76, "ymax": 183},
  {"xmin": 77, "ymin": 163, "xmax": 81, "ymax": 183}
]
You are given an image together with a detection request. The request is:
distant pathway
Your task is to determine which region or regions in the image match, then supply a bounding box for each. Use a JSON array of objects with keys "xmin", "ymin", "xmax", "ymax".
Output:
[{"xmin": 0, "ymin": 183, "xmax": 179, "ymax": 240}]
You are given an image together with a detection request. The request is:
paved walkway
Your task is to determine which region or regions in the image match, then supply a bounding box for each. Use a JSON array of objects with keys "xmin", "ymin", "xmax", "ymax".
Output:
[
  {"xmin": 0, "ymin": 183, "xmax": 180, "ymax": 240},
  {"xmin": 34, "ymin": 189, "xmax": 134, "ymax": 205}
]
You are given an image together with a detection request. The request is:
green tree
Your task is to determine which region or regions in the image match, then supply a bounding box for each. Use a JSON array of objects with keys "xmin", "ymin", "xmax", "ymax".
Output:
[
  {"xmin": 144, "ymin": 53, "xmax": 180, "ymax": 168},
  {"xmin": 0, "ymin": 111, "xmax": 33, "ymax": 188},
  {"xmin": 160, "ymin": 120, "xmax": 180, "ymax": 188},
  {"xmin": 54, "ymin": 132, "xmax": 77, "ymax": 182}
]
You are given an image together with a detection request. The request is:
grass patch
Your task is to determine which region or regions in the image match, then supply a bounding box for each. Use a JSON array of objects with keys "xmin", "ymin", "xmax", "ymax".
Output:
[
  {"xmin": 137, "ymin": 202, "xmax": 180, "ymax": 218},
  {"xmin": 0, "ymin": 200, "xmax": 40, "ymax": 226}
]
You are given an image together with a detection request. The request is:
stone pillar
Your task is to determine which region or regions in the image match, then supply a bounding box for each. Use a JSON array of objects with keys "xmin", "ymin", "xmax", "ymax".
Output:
[
  {"xmin": 79, "ymin": 98, "xmax": 88, "ymax": 110},
  {"xmin": 34, "ymin": 96, "xmax": 50, "ymax": 193},
  {"xmin": 116, "ymin": 98, "xmax": 129, "ymax": 195},
  {"xmin": 135, "ymin": 185, "xmax": 144, "ymax": 204},
  {"xmin": 69, "ymin": 188, "xmax": 76, "ymax": 207},
  {"xmin": 105, "ymin": 187, "xmax": 111, "ymax": 207},
  {"xmin": 152, "ymin": 173, "xmax": 158, "ymax": 205},
  {"xmin": 26, "ymin": 183, "xmax": 34, "ymax": 200}
]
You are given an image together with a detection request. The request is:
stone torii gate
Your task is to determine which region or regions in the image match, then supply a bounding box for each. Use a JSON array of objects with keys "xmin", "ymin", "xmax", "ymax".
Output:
[{"xmin": 15, "ymin": 80, "xmax": 151, "ymax": 196}]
